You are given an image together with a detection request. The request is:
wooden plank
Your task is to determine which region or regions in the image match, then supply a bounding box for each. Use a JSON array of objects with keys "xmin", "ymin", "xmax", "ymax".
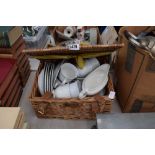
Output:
[
  {"xmin": 0, "ymin": 107, "xmax": 21, "ymax": 129},
  {"xmin": 5, "ymin": 79, "xmax": 21, "ymax": 106},
  {"xmin": 1, "ymin": 72, "xmax": 20, "ymax": 106},
  {"xmin": 0, "ymin": 64, "xmax": 18, "ymax": 98}
]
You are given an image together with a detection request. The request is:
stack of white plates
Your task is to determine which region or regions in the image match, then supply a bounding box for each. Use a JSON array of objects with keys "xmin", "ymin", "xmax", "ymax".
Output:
[
  {"xmin": 38, "ymin": 63, "xmax": 54, "ymax": 95},
  {"xmin": 38, "ymin": 61, "xmax": 65, "ymax": 95}
]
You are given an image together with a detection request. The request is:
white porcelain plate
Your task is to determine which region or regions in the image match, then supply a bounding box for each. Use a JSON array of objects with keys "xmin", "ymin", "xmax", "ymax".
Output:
[
  {"xmin": 43, "ymin": 63, "xmax": 47, "ymax": 94},
  {"xmin": 38, "ymin": 69, "xmax": 44, "ymax": 95},
  {"xmin": 50, "ymin": 63, "xmax": 54, "ymax": 92},
  {"xmin": 44, "ymin": 63, "xmax": 48, "ymax": 93},
  {"xmin": 47, "ymin": 63, "xmax": 51, "ymax": 92},
  {"xmin": 53, "ymin": 60, "xmax": 65, "ymax": 88},
  {"xmin": 48, "ymin": 63, "xmax": 52, "ymax": 92}
]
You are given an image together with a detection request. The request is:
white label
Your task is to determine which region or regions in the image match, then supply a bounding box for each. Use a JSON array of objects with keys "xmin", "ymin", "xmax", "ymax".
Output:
[
  {"xmin": 68, "ymin": 43, "xmax": 80, "ymax": 50},
  {"xmin": 108, "ymin": 91, "xmax": 115, "ymax": 99}
]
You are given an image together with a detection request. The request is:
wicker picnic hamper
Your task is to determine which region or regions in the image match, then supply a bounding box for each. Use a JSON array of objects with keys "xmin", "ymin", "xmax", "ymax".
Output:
[
  {"xmin": 29, "ymin": 59, "xmax": 114, "ymax": 119},
  {"xmin": 26, "ymin": 51, "xmax": 123, "ymax": 119},
  {"xmin": 24, "ymin": 27, "xmax": 124, "ymax": 119}
]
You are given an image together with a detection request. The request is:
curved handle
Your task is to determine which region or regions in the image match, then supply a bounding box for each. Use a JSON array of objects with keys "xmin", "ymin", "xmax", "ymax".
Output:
[
  {"xmin": 79, "ymin": 90, "xmax": 87, "ymax": 99},
  {"xmin": 54, "ymin": 82, "xmax": 60, "ymax": 88},
  {"xmin": 61, "ymin": 79, "xmax": 67, "ymax": 85},
  {"xmin": 124, "ymin": 30, "xmax": 149, "ymax": 50},
  {"xmin": 124, "ymin": 30, "xmax": 138, "ymax": 40},
  {"xmin": 52, "ymin": 90, "xmax": 56, "ymax": 98}
]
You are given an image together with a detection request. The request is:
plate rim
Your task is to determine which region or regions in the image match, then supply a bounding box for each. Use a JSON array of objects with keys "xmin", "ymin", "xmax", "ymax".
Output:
[
  {"xmin": 43, "ymin": 63, "xmax": 46, "ymax": 94},
  {"xmin": 53, "ymin": 60, "xmax": 65, "ymax": 87},
  {"xmin": 44, "ymin": 63, "xmax": 48, "ymax": 93},
  {"xmin": 51, "ymin": 63, "xmax": 54, "ymax": 91},
  {"xmin": 49, "ymin": 63, "xmax": 53, "ymax": 92},
  {"xmin": 46, "ymin": 63, "xmax": 50, "ymax": 92},
  {"xmin": 38, "ymin": 69, "xmax": 44, "ymax": 95}
]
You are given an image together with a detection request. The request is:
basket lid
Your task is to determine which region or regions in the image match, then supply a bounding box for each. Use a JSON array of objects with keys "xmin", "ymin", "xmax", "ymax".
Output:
[{"xmin": 23, "ymin": 43, "xmax": 124, "ymax": 57}]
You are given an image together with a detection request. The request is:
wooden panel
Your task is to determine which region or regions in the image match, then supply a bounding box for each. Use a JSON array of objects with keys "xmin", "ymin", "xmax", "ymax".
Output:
[
  {"xmin": 5, "ymin": 79, "xmax": 21, "ymax": 106},
  {"xmin": 0, "ymin": 64, "xmax": 18, "ymax": 98},
  {"xmin": 0, "ymin": 107, "xmax": 21, "ymax": 129},
  {"xmin": 11, "ymin": 87, "xmax": 22, "ymax": 107},
  {"xmin": 1, "ymin": 72, "xmax": 20, "ymax": 106}
]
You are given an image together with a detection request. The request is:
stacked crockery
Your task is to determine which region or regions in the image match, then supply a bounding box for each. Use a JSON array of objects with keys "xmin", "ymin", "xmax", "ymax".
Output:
[{"xmin": 38, "ymin": 58, "xmax": 110, "ymax": 99}]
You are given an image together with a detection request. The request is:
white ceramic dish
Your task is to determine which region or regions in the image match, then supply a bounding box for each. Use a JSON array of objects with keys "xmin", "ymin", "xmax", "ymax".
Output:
[
  {"xmin": 48, "ymin": 64, "xmax": 52, "ymax": 92},
  {"xmin": 46, "ymin": 64, "xmax": 48, "ymax": 92},
  {"xmin": 48, "ymin": 63, "xmax": 54, "ymax": 92},
  {"xmin": 53, "ymin": 60, "xmax": 65, "ymax": 87},
  {"xmin": 50, "ymin": 64, "xmax": 54, "ymax": 91},
  {"xmin": 79, "ymin": 64, "xmax": 110, "ymax": 99},
  {"xmin": 59, "ymin": 63, "xmax": 78, "ymax": 84},
  {"xmin": 69, "ymin": 80, "xmax": 81, "ymax": 98},
  {"xmin": 77, "ymin": 58, "xmax": 100, "ymax": 78},
  {"xmin": 46, "ymin": 63, "xmax": 50, "ymax": 92},
  {"xmin": 43, "ymin": 63, "xmax": 47, "ymax": 93},
  {"xmin": 38, "ymin": 69, "xmax": 44, "ymax": 95},
  {"xmin": 53, "ymin": 80, "xmax": 81, "ymax": 98},
  {"xmin": 45, "ymin": 63, "xmax": 49, "ymax": 93},
  {"xmin": 53, "ymin": 83, "xmax": 70, "ymax": 98}
]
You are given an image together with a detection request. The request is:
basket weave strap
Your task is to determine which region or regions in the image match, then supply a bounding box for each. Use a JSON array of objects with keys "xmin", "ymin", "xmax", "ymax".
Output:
[
  {"xmin": 37, "ymin": 92, "xmax": 52, "ymax": 115},
  {"xmin": 91, "ymin": 96, "xmax": 101, "ymax": 113},
  {"xmin": 94, "ymin": 96, "xmax": 107, "ymax": 112}
]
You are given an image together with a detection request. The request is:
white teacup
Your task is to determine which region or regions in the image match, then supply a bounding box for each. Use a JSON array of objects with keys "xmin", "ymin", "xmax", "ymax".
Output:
[
  {"xmin": 53, "ymin": 80, "xmax": 81, "ymax": 98},
  {"xmin": 53, "ymin": 83, "xmax": 70, "ymax": 98},
  {"xmin": 69, "ymin": 80, "xmax": 81, "ymax": 98},
  {"xmin": 77, "ymin": 58, "xmax": 100, "ymax": 78},
  {"xmin": 59, "ymin": 63, "xmax": 78, "ymax": 84}
]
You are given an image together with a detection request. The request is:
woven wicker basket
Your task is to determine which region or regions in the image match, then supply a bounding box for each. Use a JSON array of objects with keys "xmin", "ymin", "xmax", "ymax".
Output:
[
  {"xmin": 30, "ymin": 58, "xmax": 114, "ymax": 120},
  {"xmin": 25, "ymin": 27, "xmax": 123, "ymax": 119},
  {"xmin": 23, "ymin": 26, "xmax": 124, "ymax": 57}
]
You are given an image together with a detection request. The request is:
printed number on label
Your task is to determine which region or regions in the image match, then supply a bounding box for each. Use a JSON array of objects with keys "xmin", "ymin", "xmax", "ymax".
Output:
[{"xmin": 68, "ymin": 44, "xmax": 80, "ymax": 50}]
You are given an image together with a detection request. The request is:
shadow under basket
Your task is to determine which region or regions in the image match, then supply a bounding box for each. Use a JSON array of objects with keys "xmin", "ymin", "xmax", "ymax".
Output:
[{"xmin": 29, "ymin": 61, "xmax": 114, "ymax": 119}]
